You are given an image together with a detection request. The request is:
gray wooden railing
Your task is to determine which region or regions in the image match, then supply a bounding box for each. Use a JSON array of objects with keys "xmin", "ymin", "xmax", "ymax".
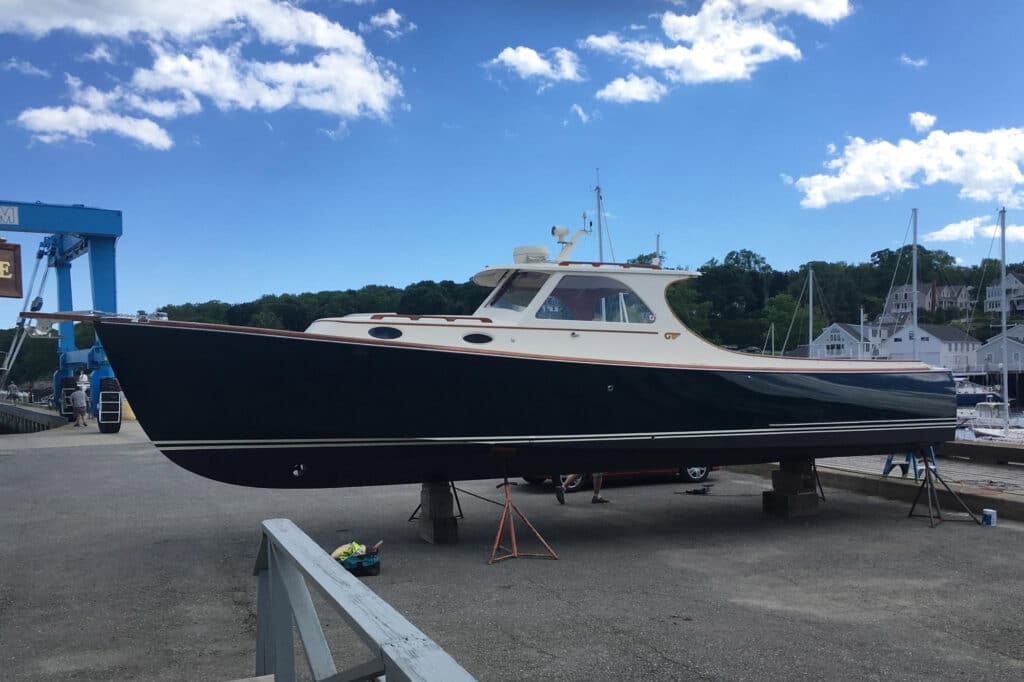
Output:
[{"xmin": 254, "ymin": 518, "xmax": 476, "ymax": 682}]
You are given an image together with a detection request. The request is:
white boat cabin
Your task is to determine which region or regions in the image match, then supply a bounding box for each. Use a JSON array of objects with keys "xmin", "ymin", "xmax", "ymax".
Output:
[{"xmin": 306, "ymin": 243, "xmax": 937, "ymax": 373}]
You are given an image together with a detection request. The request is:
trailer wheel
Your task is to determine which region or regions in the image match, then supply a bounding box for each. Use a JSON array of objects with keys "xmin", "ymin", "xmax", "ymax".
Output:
[
  {"xmin": 60, "ymin": 377, "xmax": 77, "ymax": 421},
  {"xmin": 97, "ymin": 377, "xmax": 122, "ymax": 434}
]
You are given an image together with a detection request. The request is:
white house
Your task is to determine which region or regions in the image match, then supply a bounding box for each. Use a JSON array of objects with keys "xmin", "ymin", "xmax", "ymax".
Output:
[
  {"xmin": 977, "ymin": 325, "xmax": 1024, "ymax": 372},
  {"xmin": 934, "ymin": 284, "xmax": 974, "ymax": 311},
  {"xmin": 984, "ymin": 272, "xmax": 1024, "ymax": 314},
  {"xmin": 883, "ymin": 323, "xmax": 981, "ymax": 371},
  {"xmin": 810, "ymin": 322, "xmax": 889, "ymax": 359},
  {"xmin": 884, "ymin": 284, "xmax": 934, "ymax": 318}
]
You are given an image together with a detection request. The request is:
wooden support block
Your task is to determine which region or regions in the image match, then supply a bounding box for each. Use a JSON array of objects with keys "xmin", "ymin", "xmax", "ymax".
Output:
[{"xmin": 762, "ymin": 490, "xmax": 819, "ymax": 518}]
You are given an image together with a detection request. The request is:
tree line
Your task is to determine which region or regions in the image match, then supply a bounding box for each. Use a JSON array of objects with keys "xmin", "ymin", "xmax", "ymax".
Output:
[{"xmin": 4, "ymin": 244, "xmax": 1020, "ymax": 384}]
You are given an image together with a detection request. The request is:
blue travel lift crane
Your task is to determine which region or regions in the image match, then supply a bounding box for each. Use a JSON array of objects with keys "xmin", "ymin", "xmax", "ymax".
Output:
[{"xmin": 0, "ymin": 200, "xmax": 123, "ymax": 432}]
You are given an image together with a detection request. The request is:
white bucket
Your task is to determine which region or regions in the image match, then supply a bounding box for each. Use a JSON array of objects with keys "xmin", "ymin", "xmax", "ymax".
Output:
[{"xmin": 982, "ymin": 508, "xmax": 998, "ymax": 527}]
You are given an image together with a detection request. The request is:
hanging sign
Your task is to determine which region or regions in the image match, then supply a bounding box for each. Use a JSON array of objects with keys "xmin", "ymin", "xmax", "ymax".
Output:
[{"xmin": 0, "ymin": 243, "xmax": 23, "ymax": 298}]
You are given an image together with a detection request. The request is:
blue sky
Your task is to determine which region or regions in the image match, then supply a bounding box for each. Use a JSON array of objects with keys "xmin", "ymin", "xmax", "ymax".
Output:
[{"xmin": 1, "ymin": 0, "xmax": 1023, "ymax": 324}]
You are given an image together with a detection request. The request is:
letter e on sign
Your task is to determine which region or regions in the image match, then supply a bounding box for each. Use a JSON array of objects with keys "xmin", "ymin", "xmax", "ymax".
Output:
[{"xmin": 0, "ymin": 244, "xmax": 23, "ymax": 298}]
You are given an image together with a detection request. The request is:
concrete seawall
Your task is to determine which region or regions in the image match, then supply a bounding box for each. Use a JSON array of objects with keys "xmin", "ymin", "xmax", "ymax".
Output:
[{"xmin": 0, "ymin": 403, "xmax": 68, "ymax": 433}]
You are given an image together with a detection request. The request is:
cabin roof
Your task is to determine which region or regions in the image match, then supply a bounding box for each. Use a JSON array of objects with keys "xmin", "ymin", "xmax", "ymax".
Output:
[{"xmin": 472, "ymin": 261, "xmax": 701, "ymax": 288}]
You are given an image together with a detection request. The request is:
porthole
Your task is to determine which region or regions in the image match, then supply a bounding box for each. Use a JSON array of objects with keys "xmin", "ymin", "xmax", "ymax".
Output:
[
  {"xmin": 368, "ymin": 326, "xmax": 402, "ymax": 340},
  {"xmin": 463, "ymin": 333, "xmax": 493, "ymax": 344}
]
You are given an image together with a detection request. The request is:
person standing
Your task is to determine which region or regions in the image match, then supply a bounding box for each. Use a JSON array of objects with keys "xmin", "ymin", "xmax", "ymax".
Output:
[
  {"xmin": 70, "ymin": 385, "xmax": 88, "ymax": 427},
  {"xmin": 554, "ymin": 473, "xmax": 609, "ymax": 504}
]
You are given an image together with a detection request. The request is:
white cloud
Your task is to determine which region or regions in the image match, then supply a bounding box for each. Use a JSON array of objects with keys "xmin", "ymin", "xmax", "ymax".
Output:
[
  {"xmin": 900, "ymin": 53, "xmax": 927, "ymax": 68},
  {"xmin": 826, "ymin": 142, "xmax": 836, "ymax": 155},
  {"xmin": 570, "ymin": 103, "xmax": 589, "ymax": 123},
  {"xmin": 2, "ymin": 1, "xmax": 404, "ymax": 148},
  {"xmin": 923, "ymin": 216, "xmax": 1024, "ymax": 243},
  {"xmin": 909, "ymin": 111, "xmax": 936, "ymax": 133},
  {"xmin": 63, "ymin": 73, "xmax": 203, "ymax": 118},
  {"xmin": 628, "ymin": 23, "xmax": 646, "ymax": 31},
  {"xmin": 583, "ymin": 0, "xmax": 850, "ymax": 87},
  {"xmin": 780, "ymin": 173, "xmax": 794, "ymax": 185},
  {"xmin": 739, "ymin": 0, "xmax": 852, "ymax": 23},
  {"xmin": 132, "ymin": 45, "xmax": 400, "ymax": 119},
  {"xmin": 2, "ymin": 57, "xmax": 49, "ymax": 77},
  {"xmin": 359, "ymin": 8, "xmax": 416, "ymax": 39},
  {"xmin": 16, "ymin": 105, "xmax": 172, "ymax": 149},
  {"xmin": 796, "ymin": 126, "xmax": 1024, "ymax": 209},
  {"xmin": 489, "ymin": 46, "xmax": 583, "ymax": 83},
  {"xmin": 0, "ymin": 0, "xmax": 365, "ymax": 52},
  {"xmin": 595, "ymin": 74, "xmax": 667, "ymax": 103},
  {"xmin": 923, "ymin": 216, "xmax": 986, "ymax": 242},
  {"xmin": 79, "ymin": 43, "xmax": 114, "ymax": 63}
]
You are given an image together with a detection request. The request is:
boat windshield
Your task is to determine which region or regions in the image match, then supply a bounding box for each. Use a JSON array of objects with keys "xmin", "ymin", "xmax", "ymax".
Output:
[
  {"xmin": 536, "ymin": 275, "xmax": 655, "ymax": 323},
  {"xmin": 487, "ymin": 271, "xmax": 550, "ymax": 311}
]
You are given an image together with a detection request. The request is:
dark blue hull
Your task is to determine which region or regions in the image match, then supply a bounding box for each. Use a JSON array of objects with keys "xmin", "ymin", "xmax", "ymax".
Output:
[{"xmin": 94, "ymin": 319, "xmax": 957, "ymax": 488}]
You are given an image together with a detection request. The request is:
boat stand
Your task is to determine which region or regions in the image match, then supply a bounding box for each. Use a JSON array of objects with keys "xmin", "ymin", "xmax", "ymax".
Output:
[
  {"xmin": 908, "ymin": 452, "xmax": 982, "ymax": 528},
  {"xmin": 408, "ymin": 481, "xmax": 464, "ymax": 522},
  {"xmin": 811, "ymin": 459, "xmax": 826, "ymax": 502},
  {"xmin": 489, "ymin": 478, "xmax": 558, "ymax": 565}
]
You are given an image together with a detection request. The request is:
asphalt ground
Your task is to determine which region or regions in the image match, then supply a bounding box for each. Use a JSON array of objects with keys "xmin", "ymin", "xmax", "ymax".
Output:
[{"xmin": 2, "ymin": 425, "xmax": 1024, "ymax": 681}]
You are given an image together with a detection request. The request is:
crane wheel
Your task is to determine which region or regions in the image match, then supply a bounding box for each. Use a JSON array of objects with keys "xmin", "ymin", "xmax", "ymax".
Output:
[{"xmin": 97, "ymin": 377, "xmax": 122, "ymax": 434}]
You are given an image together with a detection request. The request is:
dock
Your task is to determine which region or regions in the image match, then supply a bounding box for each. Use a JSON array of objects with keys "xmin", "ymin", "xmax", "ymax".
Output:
[{"xmin": 2, "ymin": 426, "xmax": 1024, "ymax": 680}]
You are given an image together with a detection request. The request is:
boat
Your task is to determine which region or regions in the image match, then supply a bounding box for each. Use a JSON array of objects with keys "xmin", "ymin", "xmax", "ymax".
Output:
[
  {"xmin": 955, "ymin": 377, "xmax": 998, "ymax": 406},
  {"xmin": 27, "ymin": 230, "xmax": 956, "ymax": 489}
]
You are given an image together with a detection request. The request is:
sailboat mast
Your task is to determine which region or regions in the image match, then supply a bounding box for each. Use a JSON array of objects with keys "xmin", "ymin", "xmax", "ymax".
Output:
[
  {"xmin": 595, "ymin": 169, "xmax": 604, "ymax": 263},
  {"xmin": 912, "ymin": 208, "xmax": 918, "ymax": 361},
  {"xmin": 808, "ymin": 265, "xmax": 814, "ymax": 358},
  {"xmin": 859, "ymin": 307, "xmax": 865, "ymax": 360},
  {"xmin": 1000, "ymin": 206, "xmax": 1009, "ymax": 432}
]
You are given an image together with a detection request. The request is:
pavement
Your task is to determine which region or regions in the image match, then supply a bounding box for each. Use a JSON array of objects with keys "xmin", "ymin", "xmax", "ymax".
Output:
[{"xmin": 2, "ymin": 428, "xmax": 1024, "ymax": 681}]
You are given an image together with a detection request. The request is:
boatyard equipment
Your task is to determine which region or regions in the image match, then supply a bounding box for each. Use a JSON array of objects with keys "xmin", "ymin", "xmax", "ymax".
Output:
[
  {"xmin": 883, "ymin": 448, "xmax": 939, "ymax": 479},
  {"xmin": 489, "ymin": 478, "xmax": 558, "ymax": 564},
  {"xmin": 254, "ymin": 518, "xmax": 476, "ymax": 682},
  {"xmin": 0, "ymin": 200, "xmax": 122, "ymax": 431},
  {"xmin": 908, "ymin": 450, "xmax": 982, "ymax": 528},
  {"xmin": 407, "ymin": 481, "xmax": 465, "ymax": 521}
]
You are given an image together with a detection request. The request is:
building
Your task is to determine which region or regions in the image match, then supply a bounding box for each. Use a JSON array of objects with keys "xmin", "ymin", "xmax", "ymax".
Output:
[
  {"xmin": 933, "ymin": 284, "xmax": 974, "ymax": 311},
  {"xmin": 883, "ymin": 323, "xmax": 981, "ymax": 371},
  {"xmin": 984, "ymin": 272, "xmax": 1024, "ymax": 314},
  {"xmin": 810, "ymin": 322, "xmax": 889, "ymax": 359},
  {"xmin": 884, "ymin": 284, "xmax": 934, "ymax": 318},
  {"xmin": 977, "ymin": 324, "xmax": 1024, "ymax": 372}
]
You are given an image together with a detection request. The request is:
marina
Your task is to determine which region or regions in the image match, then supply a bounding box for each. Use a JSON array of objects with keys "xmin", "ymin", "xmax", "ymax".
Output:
[
  {"xmin": 2, "ymin": 2, "xmax": 1023, "ymax": 679},
  {"xmin": 3, "ymin": 423, "xmax": 1024, "ymax": 680}
]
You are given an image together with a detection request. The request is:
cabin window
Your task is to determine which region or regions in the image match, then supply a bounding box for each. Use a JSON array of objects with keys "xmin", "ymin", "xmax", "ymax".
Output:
[
  {"xmin": 537, "ymin": 275, "xmax": 655, "ymax": 324},
  {"xmin": 368, "ymin": 326, "xmax": 402, "ymax": 340},
  {"xmin": 463, "ymin": 333, "xmax": 493, "ymax": 344},
  {"xmin": 487, "ymin": 271, "xmax": 549, "ymax": 312}
]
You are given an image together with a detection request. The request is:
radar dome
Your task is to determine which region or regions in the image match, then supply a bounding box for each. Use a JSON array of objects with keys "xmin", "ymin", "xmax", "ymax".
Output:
[{"xmin": 513, "ymin": 246, "xmax": 550, "ymax": 264}]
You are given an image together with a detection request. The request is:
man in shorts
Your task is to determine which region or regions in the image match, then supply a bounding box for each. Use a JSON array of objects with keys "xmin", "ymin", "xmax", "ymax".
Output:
[
  {"xmin": 70, "ymin": 385, "xmax": 88, "ymax": 427},
  {"xmin": 554, "ymin": 473, "xmax": 609, "ymax": 504}
]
